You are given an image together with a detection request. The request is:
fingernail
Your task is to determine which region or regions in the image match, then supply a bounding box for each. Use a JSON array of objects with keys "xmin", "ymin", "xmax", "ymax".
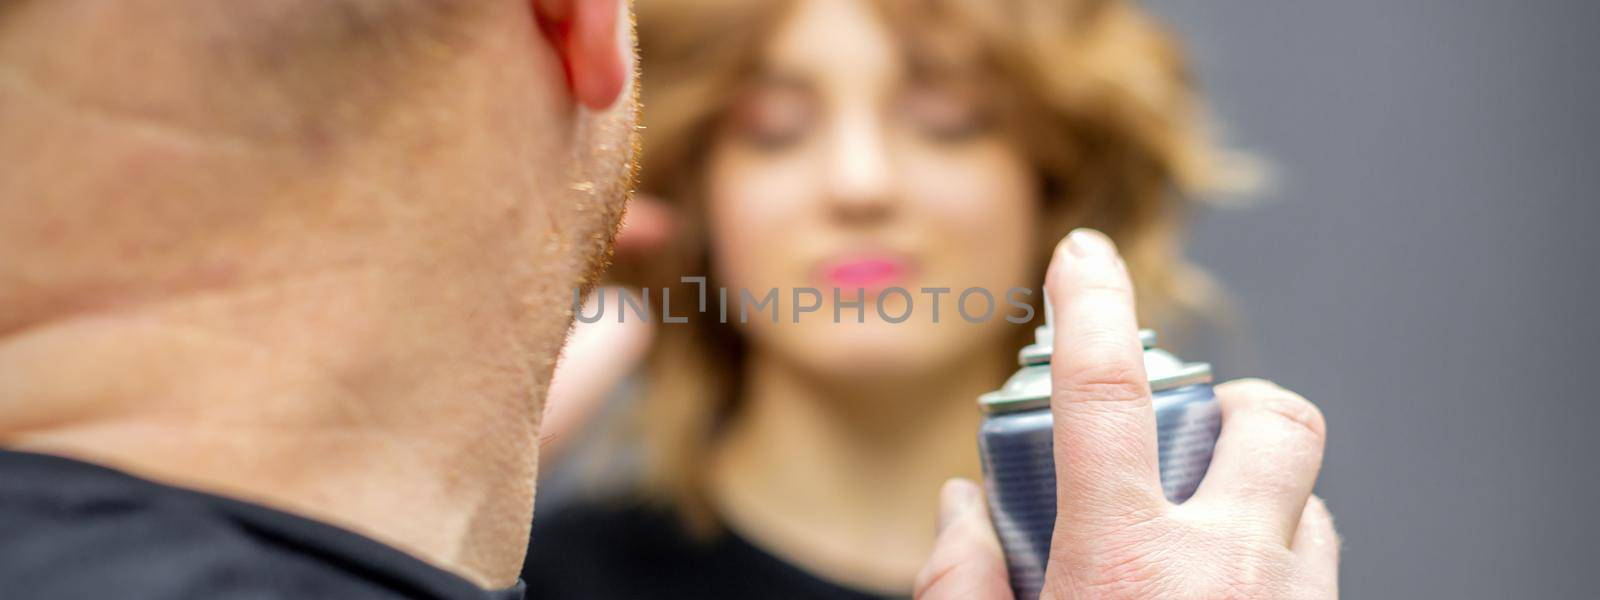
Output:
[
  {"xmin": 1066, "ymin": 228, "xmax": 1113, "ymax": 259},
  {"xmin": 938, "ymin": 478, "xmax": 981, "ymax": 533}
]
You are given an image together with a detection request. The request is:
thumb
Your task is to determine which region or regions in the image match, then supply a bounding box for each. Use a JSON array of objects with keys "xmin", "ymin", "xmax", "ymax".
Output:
[{"xmin": 914, "ymin": 479, "xmax": 1014, "ymax": 600}]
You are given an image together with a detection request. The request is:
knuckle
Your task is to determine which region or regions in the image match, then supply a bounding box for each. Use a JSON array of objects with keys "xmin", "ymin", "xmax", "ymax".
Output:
[
  {"xmin": 1263, "ymin": 395, "xmax": 1327, "ymax": 441},
  {"xmin": 1055, "ymin": 363, "xmax": 1151, "ymax": 406},
  {"xmin": 1215, "ymin": 377, "xmax": 1281, "ymax": 400},
  {"xmin": 1219, "ymin": 376, "xmax": 1275, "ymax": 390},
  {"xmin": 1226, "ymin": 379, "xmax": 1326, "ymax": 441}
]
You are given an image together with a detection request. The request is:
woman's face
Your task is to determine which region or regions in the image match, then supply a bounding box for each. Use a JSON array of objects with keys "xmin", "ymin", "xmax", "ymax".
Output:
[{"xmin": 705, "ymin": 0, "xmax": 1039, "ymax": 379}]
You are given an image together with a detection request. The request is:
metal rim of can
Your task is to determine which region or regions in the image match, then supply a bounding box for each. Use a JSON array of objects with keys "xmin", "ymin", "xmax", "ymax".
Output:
[
  {"xmin": 977, "ymin": 362, "xmax": 1212, "ymax": 414},
  {"xmin": 1019, "ymin": 329, "xmax": 1159, "ymax": 366},
  {"xmin": 981, "ymin": 326, "xmax": 1213, "ymax": 414},
  {"xmin": 1150, "ymin": 361, "xmax": 1213, "ymax": 393}
]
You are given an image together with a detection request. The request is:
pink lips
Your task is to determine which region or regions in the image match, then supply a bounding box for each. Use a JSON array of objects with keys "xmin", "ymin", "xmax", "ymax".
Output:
[{"xmin": 820, "ymin": 256, "xmax": 910, "ymax": 288}]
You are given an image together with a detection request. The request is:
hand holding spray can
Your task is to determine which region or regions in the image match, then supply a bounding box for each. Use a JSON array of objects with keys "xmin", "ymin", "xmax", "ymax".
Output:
[{"xmin": 976, "ymin": 301, "xmax": 1220, "ymax": 599}]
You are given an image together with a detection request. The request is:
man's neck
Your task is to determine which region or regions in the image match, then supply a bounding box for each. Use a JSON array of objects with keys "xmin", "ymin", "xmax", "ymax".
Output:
[
  {"xmin": 708, "ymin": 350, "xmax": 1003, "ymax": 593},
  {"xmin": 0, "ymin": 257, "xmax": 560, "ymax": 588}
]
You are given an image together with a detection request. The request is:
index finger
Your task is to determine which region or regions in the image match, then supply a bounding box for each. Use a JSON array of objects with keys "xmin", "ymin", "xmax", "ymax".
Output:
[{"xmin": 1046, "ymin": 229, "xmax": 1165, "ymax": 536}]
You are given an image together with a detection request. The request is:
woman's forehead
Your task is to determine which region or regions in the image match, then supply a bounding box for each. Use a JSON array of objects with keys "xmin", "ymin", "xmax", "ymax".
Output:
[
  {"xmin": 762, "ymin": 0, "xmax": 899, "ymax": 81},
  {"xmin": 756, "ymin": 0, "xmax": 986, "ymax": 90}
]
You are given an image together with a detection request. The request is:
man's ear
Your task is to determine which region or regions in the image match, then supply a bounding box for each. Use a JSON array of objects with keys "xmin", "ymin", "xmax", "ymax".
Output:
[{"xmin": 535, "ymin": 0, "xmax": 627, "ymax": 110}]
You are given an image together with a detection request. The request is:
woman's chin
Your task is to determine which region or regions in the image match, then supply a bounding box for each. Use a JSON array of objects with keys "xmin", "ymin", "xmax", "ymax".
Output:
[{"xmin": 781, "ymin": 320, "xmax": 990, "ymax": 378}]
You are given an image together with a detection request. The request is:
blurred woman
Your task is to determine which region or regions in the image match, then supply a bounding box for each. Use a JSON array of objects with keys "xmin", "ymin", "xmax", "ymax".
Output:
[{"xmin": 525, "ymin": 0, "xmax": 1244, "ymax": 596}]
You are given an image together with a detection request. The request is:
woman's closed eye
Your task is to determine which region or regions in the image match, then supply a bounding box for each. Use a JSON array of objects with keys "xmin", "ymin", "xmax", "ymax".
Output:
[
  {"xmin": 900, "ymin": 83, "xmax": 990, "ymax": 143},
  {"xmin": 727, "ymin": 82, "xmax": 814, "ymax": 151}
]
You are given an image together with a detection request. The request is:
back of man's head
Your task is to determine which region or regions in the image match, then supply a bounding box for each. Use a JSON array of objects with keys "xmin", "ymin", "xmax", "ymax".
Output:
[
  {"xmin": 0, "ymin": 0, "xmax": 635, "ymax": 337},
  {"xmin": 0, "ymin": 0, "xmax": 635, "ymax": 587}
]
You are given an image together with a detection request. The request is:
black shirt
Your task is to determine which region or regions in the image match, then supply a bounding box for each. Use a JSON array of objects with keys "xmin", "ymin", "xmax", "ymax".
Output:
[
  {"xmin": 0, "ymin": 450, "xmax": 524, "ymax": 600},
  {"xmin": 522, "ymin": 501, "xmax": 903, "ymax": 600}
]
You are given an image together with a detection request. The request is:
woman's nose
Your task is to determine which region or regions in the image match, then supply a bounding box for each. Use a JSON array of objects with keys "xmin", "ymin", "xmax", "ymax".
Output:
[{"xmin": 822, "ymin": 112, "xmax": 896, "ymax": 223}]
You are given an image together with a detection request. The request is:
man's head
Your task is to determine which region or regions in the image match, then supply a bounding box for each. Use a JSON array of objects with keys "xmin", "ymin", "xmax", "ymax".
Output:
[
  {"xmin": 0, "ymin": 0, "xmax": 637, "ymax": 400},
  {"xmin": 0, "ymin": 1, "xmax": 635, "ymax": 585}
]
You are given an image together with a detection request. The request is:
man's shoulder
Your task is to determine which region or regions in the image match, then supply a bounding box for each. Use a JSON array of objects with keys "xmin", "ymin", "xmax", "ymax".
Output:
[
  {"xmin": 0, "ymin": 450, "xmax": 521, "ymax": 600},
  {"xmin": 522, "ymin": 498, "xmax": 717, "ymax": 597},
  {"xmin": 526, "ymin": 497, "xmax": 701, "ymax": 560},
  {"xmin": 522, "ymin": 498, "xmax": 902, "ymax": 600}
]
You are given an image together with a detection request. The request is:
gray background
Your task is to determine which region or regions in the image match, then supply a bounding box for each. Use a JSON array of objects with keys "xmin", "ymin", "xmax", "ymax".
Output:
[{"xmin": 1147, "ymin": 0, "xmax": 1600, "ymax": 597}]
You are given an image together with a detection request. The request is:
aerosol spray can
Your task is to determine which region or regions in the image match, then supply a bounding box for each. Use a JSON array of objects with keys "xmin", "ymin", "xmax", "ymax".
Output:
[{"xmin": 977, "ymin": 307, "xmax": 1220, "ymax": 599}]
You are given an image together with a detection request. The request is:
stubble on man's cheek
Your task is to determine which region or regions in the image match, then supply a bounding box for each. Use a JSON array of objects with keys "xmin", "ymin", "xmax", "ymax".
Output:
[{"xmin": 568, "ymin": 60, "xmax": 641, "ymax": 300}]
